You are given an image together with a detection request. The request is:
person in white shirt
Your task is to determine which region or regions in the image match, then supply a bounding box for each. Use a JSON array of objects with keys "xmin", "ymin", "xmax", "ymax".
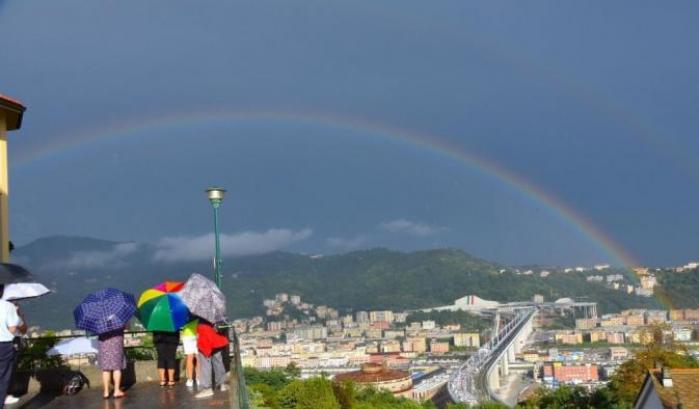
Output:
[{"xmin": 0, "ymin": 286, "xmax": 25, "ymax": 409}]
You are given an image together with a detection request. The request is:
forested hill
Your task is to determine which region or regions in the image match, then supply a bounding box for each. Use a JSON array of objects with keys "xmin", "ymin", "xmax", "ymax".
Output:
[
  {"xmin": 224, "ymin": 248, "xmax": 660, "ymax": 318},
  {"xmin": 653, "ymin": 267, "xmax": 699, "ymax": 308},
  {"xmin": 13, "ymin": 237, "xmax": 662, "ymax": 329}
]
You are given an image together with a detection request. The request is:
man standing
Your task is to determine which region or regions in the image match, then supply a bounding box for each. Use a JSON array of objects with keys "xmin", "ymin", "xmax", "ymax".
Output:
[{"xmin": 0, "ymin": 286, "xmax": 24, "ymax": 409}]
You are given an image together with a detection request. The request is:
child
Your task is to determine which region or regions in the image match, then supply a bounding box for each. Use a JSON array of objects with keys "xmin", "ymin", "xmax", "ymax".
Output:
[{"xmin": 180, "ymin": 320, "xmax": 198, "ymax": 387}]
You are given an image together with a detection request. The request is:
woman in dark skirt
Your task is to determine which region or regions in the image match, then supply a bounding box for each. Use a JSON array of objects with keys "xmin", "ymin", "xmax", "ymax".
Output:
[
  {"xmin": 153, "ymin": 331, "xmax": 180, "ymax": 386},
  {"xmin": 98, "ymin": 328, "xmax": 126, "ymax": 399}
]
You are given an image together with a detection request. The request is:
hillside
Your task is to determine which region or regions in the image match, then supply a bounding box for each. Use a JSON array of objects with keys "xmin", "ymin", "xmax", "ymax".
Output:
[
  {"xmin": 11, "ymin": 237, "xmax": 662, "ymax": 330},
  {"xmin": 653, "ymin": 267, "xmax": 699, "ymax": 308}
]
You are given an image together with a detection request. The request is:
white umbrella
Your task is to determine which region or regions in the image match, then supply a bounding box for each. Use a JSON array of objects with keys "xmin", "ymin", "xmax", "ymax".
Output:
[
  {"xmin": 1, "ymin": 282, "xmax": 50, "ymax": 301},
  {"xmin": 47, "ymin": 337, "xmax": 99, "ymax": 356}
]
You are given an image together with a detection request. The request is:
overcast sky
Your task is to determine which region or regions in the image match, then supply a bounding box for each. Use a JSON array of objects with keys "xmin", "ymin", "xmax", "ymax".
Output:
[{"xmin": 1, "ymin": 1, "xmax": 698, "ymax": 266}]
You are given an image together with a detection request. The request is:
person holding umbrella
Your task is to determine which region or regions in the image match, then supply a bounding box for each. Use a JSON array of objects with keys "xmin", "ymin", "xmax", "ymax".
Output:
[
  {"xmin": 97, "ymin": 328, "xmax": 127, "ymax": 399},
  {"xmin": 178, "ymin": 274, "xmax": 229, "ymax": 399},
  {"xmin": 73, "ymin": 288, "xmax": 136, "ymax": 400},
  {"xmin": 0, "ymin": 281, "xmax": 49, "ymax": 406},
  {"xmin": 136, "ymin": 281, "xmax": 189, "ymax": 387},
  {"xmin": 0, "ymin": 286, "xmax": 25, "ymax": 409},
  {"xmin": 153, "ymin": 331, "xmax": 179, "ymax": 387}
]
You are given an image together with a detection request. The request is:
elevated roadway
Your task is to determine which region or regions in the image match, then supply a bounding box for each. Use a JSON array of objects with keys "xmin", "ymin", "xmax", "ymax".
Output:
[{"xmin": 447, "ymin": 308, "xmax": 536, "ymax": 406}]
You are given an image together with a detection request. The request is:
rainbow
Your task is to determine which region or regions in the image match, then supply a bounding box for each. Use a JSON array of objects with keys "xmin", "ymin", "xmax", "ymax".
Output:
[{"xmin": 12, "ymin": 108, "xmax": 639, "ymax": 267}]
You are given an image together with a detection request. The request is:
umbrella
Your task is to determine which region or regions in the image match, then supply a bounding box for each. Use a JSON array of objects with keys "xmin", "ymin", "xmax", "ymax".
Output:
[
  {"xmin": 1, "ymin": 282, "xmax": 50, "ymax": 301},
  {"xmin": 137, "ymin": 281, "xmax": 189, "ymax": 332},
  {"xmin": 47, "ymin": 337, "xmax": 99, "ymax": 356},
  {"xmin": 73, "ymin": 288, "xmax": 137, "ymax": 335},
  {"xmin": 0, "ymin": 263, "xmax": 33, "ymax": 284},
  {"xmin": 180, "ymin": 273, "xmax": 227, "ymax": 323}
]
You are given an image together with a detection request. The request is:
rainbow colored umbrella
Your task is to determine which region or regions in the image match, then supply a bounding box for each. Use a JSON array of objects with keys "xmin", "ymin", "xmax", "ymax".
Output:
[{"xmin": 137, "ymin": 281, "xmax": 190, "ymax": 332}]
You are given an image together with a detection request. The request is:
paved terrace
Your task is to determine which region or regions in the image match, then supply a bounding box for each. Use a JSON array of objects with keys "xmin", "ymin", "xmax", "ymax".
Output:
[{"xmin": 16, "ymin": 381, "xmax": 235, "ymax": 409}]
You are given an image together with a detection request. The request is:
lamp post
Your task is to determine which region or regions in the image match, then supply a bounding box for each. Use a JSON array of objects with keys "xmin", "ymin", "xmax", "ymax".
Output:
[{"xmin": 206, "ymin": 187, "xmax": 226, "ymax": 288}]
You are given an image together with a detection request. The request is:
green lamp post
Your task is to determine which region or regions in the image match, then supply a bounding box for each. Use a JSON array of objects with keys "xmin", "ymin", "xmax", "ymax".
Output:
[{"xmin": 206, "ymin": 187, "xmax": 226, "ymax": 288}]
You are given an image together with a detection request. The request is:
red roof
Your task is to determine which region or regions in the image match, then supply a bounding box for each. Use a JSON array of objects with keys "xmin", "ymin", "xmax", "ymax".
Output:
[
  {"xmin": 0, "ymin": 93, "xmax": 27, "ymax": 131},
  {"xmin": 0, "ymin": 94, "xmax": 25, "ymax": 109}
]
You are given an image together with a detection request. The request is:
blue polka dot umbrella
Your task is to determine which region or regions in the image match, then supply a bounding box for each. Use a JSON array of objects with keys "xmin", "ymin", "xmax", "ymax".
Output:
[{"xmin": 73, "ymin": 288, "xmax": 137, "ymax": 335}]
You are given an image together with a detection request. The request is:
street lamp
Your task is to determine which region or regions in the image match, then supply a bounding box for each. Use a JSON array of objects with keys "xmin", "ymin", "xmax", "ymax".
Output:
[{"xmin": 206, "ymin": 187, "xmax": 226, "ymax": 288}]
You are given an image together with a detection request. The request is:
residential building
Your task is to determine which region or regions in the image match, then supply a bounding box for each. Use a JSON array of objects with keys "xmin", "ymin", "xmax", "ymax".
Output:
[
  {"xmin": 334, "ymin": 363, "xmax": 413, "ymax": 397},
  {"xmin": 624, "ymin": 314, "xmax": 645, "ymax": 326},
  {"xmin": 576, "ymin": 318, "xmax": 598, "ymax": 330},
  {"xmin": 403, "ymin": 337, "xmax": 427, "ymax": 353},
  {"xmin": 543, "ymin": 362, "xmax": 599, "ymax": 383},
  {"xmin": 290, "ymin": 326, "xmax": 327, "ymax": 341},
  {"xmin": 421, "ymin": 320, "xmax": 436, "ymax": 330},
  {"xmin": 384, "ymin": 329, "xmax": 405, "ymax": 339},
  {"xmin": 609, "ymin": 347, "xmax": 629, "ymax": 360},
  {"xmin": 381, "ymin": 340, "xmax": 402, "ymax": 353},
  {"xmin": 601, "ymin": 315, "xmax": 624, "ymax": 327},
  {"xmin": 453, "ymin": 333, "xmax": 480, "ymax": 348},
  {"xmin": 429, "ymin": 340, "xmax": 450, "ymax": 354},
  {"xmin": 555, "ymin": 331, "xmax": 583, "ymax": 345},
  {"xmin": 606, "ymin": 332, "xmax": 626, "ymax": 344},
  {"xmin": 673, "ymin": 328, "xmax": 693, "ymax": 342},
  {"xmin": 670, "ymin": 309, "xmax": 699, "ymax": 322},
  {"xmin": 369, "ymin": 310, "xmax": 395, "ymax": 323},
  {"xmin": 640, "ymin": 275, "xmax": 657, "ymax": 290},
  {"xmin": 356, "ymin": 311, "xmax": 369, "ymax": 323},
  {"xmin": 627, "ymin": 329, "xmax": 653, "ymax": 345},
  {"xmin": 0, "ymin": 93, "xmax": 26, "ymax": 262},
  {"xmin": 394, "ymin": 312, "xmax": 408, "ymax": 323},
  {"xmin": 633, "ymin": 368, "xmax": 699, "ymax": 409},
  {"xmin": 645, "ymin": 310, "xmax": 668, "ymax": 324}
]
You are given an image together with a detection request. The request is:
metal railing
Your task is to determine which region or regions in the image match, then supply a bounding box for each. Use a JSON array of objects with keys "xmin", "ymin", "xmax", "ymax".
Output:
[{"xmin": 16, "ymin": 326, "xmax": 250, "ymax": 408}]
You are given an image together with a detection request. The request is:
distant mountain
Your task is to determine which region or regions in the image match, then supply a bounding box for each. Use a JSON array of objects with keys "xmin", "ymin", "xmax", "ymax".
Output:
[{"xmin": 10, "ymin": 236, "xmax": 663, "ymax": 330}]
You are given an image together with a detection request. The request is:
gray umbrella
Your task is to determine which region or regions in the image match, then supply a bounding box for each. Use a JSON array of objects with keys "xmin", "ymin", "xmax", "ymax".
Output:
[
  {"xmin": 0, "ymin": 263, "xmax": 34, "ymax": 284},
  {"xmin": 180, "ymin": 273, "xmax": 227, "ymax": 323}
]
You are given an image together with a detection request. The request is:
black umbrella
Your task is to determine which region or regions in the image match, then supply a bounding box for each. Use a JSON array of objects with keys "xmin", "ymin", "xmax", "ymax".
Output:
[{"xmin": 0, "ymin": 263, "xmax": 34, "ymax": 284}]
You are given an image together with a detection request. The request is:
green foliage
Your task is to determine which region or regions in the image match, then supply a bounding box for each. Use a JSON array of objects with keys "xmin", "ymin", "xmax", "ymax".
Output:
[
  {"xmin": 248, "ymin": 387, "xmax": 271, "ymax": 409},
  {"xmin": 446, "ymin": 402, "xmax": 508, "ymax": 409},
  {"xmin": 124, "ymin": 346, "xmax": 156, "ymax": 361},
  {"xmin": 406, "ymin": 310, "xmax": 488, "ymax": 332},
  {"xmin": 607, "ymin": 324, "xmax": 699, "ymax": 403},
  {"xmin": 285, "ymin": 362, "xmax": 301, "ymax": 378},
  {"xmin": 654, "ymin": 267, "xmax": 699, "ymax": 308},
  {"xmin": 224, "ymin": 249, "xmax": 662, "ymax": 319},
  {"xmin": 18, "ymin": 331, "xmax": 63, "ymax": 371},
  {"xmin": 517, "ymin": 385, "xmax": 630, "ymax": 409},
  {"xmin": 245, "ymin": 367, "xmax": 296, "ymax": 390},
  {"xmin": 350, "ymin": 386, "xmax": 433, "ymax": 409},
  {"xmin": 277, "ymin": 378, "xmax": 340, "ymax": 409},
  {"xmin": 245, "ymin": 374, "xmax": 438, "ymax": 409},
  {"xmin": 20, "ymin": 244, "xmax": 673, "ymax": 329}
]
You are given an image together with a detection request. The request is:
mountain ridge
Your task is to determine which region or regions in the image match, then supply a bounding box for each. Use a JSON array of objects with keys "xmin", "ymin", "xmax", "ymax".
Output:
[{"xmin": 10, "ymin": 236, "xmax": 663, "ymax": 330}]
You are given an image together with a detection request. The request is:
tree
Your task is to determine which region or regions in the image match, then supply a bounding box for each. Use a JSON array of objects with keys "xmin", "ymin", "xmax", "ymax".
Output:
[
  {"xmin": 608, "ymin": 324, "xmax": 699, "ymax": 403},
  {"xmin": 285, "ymin": 362, "xmax": 301, "ymax": 378},
  {"xmin": 278, "ymin": 377, "xmax": 340, "ymax": 409}
]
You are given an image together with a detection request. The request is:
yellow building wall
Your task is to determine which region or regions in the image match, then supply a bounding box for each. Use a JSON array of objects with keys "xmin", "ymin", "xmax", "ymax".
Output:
[{"xmin": 0, "ymin": 113, "xmax": 9, "ymax": 262}]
